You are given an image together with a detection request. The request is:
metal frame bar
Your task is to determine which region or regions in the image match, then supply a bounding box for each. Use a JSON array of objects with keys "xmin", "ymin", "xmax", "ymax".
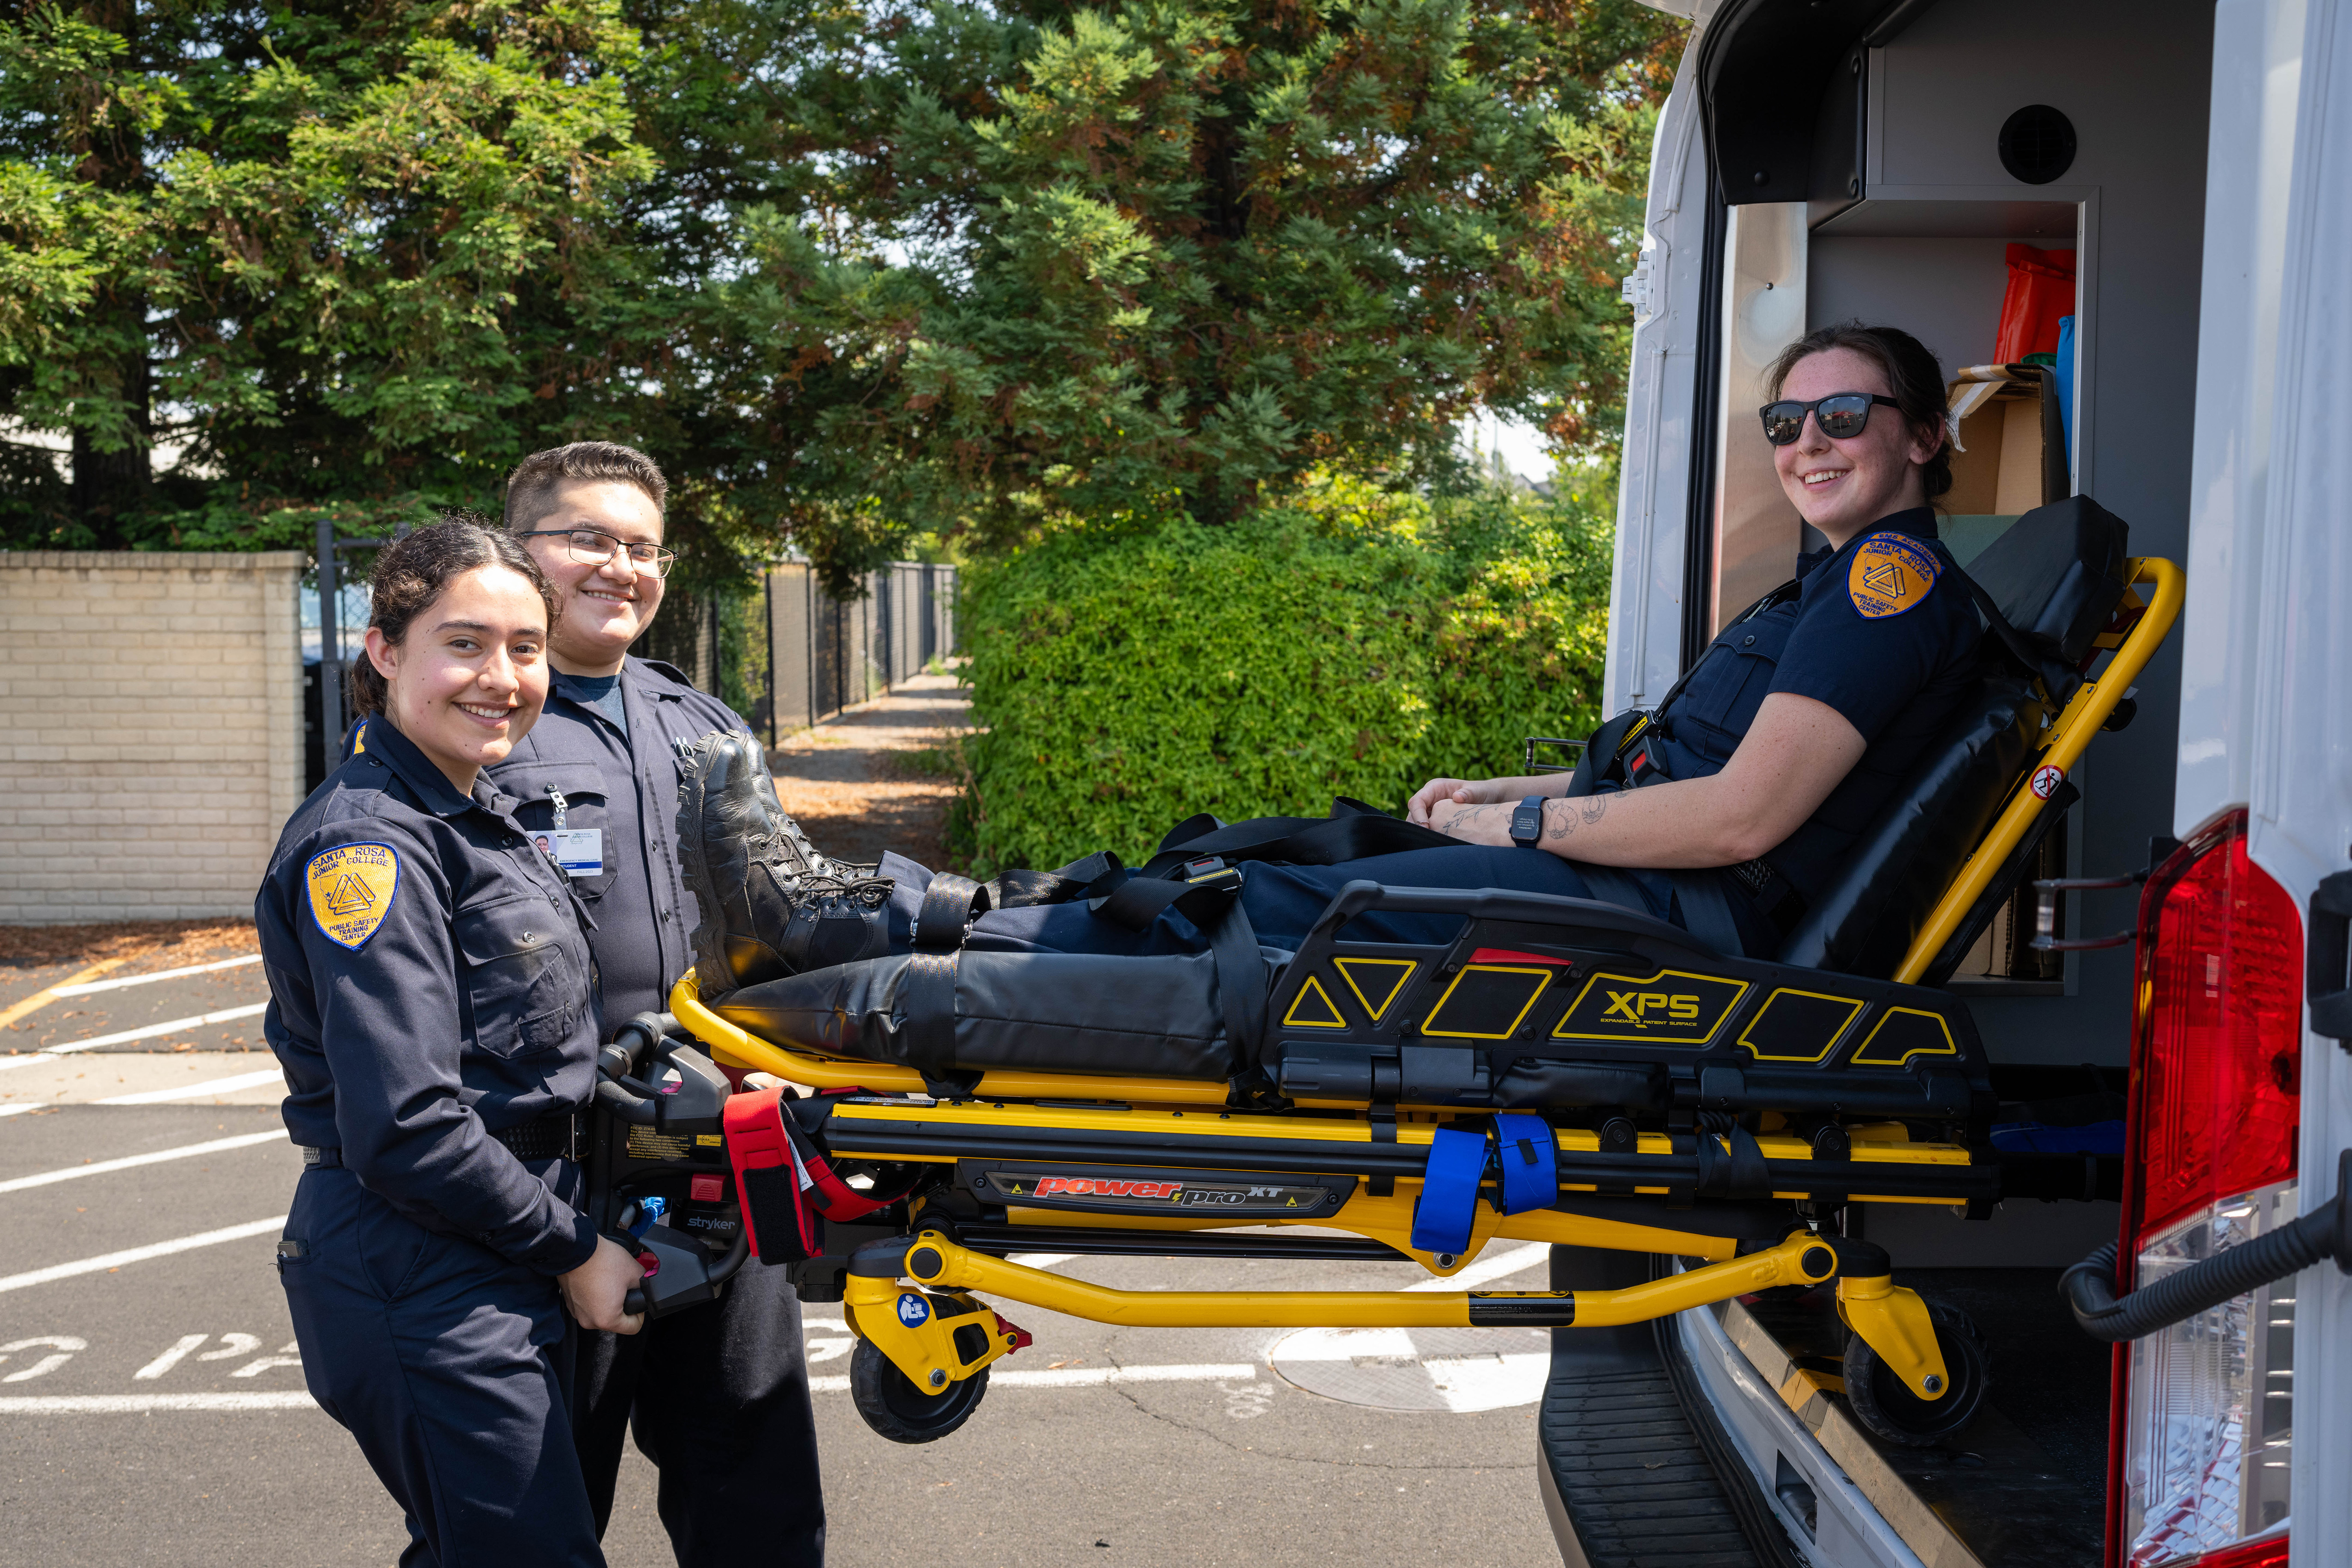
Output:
[
  {"xmin": 842, "ymin": 1230, "xmax": 1953, "ymax": 1402},
  {"xmin": 1892, "ymin": 556, "xmax": 2186, "ymax": 983}
]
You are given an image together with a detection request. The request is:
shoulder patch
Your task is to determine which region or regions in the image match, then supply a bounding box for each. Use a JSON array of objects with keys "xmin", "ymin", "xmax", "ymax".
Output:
[
  {"xmin": 1846, "ymin": 533, "xmax": 1941, "ymax": 620},
  {"xmin": 305, "ymin": 842, "xmax": 401, "ymax": 949},
  {"xmin": 349, "ymin": 718, "xmax": 367, "ymax": 755}
]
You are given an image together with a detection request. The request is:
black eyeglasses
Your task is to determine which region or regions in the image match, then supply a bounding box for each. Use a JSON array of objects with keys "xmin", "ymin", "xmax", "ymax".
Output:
[
  {"xmin": 1758, "ymin": 393, "xmax": 1903, "ymax": 446},
  {"xmin": 518, "ymin": 528, "xmax": 678, "ymax": 579}
]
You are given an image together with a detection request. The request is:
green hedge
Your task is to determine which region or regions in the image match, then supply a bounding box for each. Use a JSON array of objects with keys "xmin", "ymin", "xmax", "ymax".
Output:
[{"xmin": 955, "ymin": 479, "xmax": 1613, "ymax": 874}]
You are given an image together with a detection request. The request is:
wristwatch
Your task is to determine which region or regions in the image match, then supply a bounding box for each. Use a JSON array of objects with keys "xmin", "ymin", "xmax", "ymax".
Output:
[{"xmin": 1509, "ymin": 795, "xmax": 1547, "ymax": 848}]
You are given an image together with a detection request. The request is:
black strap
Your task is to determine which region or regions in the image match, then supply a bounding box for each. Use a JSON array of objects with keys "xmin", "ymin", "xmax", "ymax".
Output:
[
  {"xmin": 1557, "ymin": 582, "xmax": 1797, "ymax": 797},
  {"xmin": 1665, "ymin": 869, "xmax": 1745, "ymax": 957},
  {"xmin": 1204, "ymin": 893, "xmax": 1269, "ymax": 1072},
  {"xmin": 1086, "ymin": 867, "xmax": 1269, "ymax": 1068},
  {"xmin": 987, "ymin": 851, "xmax": 1125, "ymax": 911},
  {"xmin": 1140, "ymin": 802, "xmax": 1455, "ymax": 879},
  {"xmin": 915, "ymin": 872, "xmax": 986, "ymax": 950},
  {"xmin": 900, "ymin": 951, "xmax": 968, "ymax": 1096},
  {"xmin": 1941, "ymin": 557, "xmax": 2084, "ymax": 704},
  {"xmin": 1692, "ymin": 1124, "xmax": 1772, "ymax": 1200},
  {"xmin": 1571, "ymin": 862, "xmax": 1656, "ymax": 920}
]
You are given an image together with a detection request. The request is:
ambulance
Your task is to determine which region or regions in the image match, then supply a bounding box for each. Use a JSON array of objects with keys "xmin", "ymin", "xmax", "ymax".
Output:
[{"xmin": 1540, "ymin": 1, "xmax": 2352, "ymax": 1564}]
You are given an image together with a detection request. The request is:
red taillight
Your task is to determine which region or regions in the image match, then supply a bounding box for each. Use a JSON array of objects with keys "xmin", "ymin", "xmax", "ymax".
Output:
[
  {"xmin": 2133, "ymin": 825, "xmax": 2304, "ymax": 1234},
  {"xmin": 2113, "ymin": 812, "xmax": 2304, "ymax": 1568}
]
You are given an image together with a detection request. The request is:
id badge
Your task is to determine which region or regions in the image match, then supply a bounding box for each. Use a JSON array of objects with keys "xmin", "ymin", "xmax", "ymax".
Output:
[{"xmin": 547, "ymin": 828, "xmax": 603, "ymax": 878}]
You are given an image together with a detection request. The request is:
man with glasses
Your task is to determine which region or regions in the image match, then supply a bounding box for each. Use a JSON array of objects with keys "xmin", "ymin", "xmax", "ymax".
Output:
[{"xmin": 489, "ymin": 441, "xmax": 825, "ymax": 1566}]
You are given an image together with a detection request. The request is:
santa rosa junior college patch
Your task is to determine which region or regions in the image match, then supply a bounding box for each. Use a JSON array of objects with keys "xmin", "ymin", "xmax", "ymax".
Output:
[
  {"xmin": 306, "ymin": 843, "xmax": 400, "ymax": 949},
  {"xmin": 1846, "ymin": 532, "xmax": 1941, "ymax": 619}
]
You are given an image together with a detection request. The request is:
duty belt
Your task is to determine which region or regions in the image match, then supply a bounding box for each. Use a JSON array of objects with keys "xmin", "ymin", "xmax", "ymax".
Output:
[{"xmin": 300, "ymin": 1110, "xmax": 584, "ymax": 1168}]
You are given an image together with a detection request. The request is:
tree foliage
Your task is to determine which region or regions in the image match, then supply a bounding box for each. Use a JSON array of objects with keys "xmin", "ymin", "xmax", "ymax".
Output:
[
  {"xmin": 954, "ymin": 472, "xmax": 1615, "ymax": 872},
  {"xmin": 756, "ymin": 0, "xmax": 1677, "ymax": 549},
  {"xmin": 0, "ymin": 0, "xmax": 1677, "ymax": 583},
  {"xmin": 0, "ymin": 2, "xmax": 657, "ymax": 549}
]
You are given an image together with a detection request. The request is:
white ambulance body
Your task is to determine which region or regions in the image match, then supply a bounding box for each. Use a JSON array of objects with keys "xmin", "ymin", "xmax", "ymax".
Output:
[{"xmin": 1565, "ymin": 1, "xmax": 2352, "ymax": 1563}]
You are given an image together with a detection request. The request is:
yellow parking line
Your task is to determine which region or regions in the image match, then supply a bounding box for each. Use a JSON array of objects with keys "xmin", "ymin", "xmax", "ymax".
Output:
[{"xmin": 0, "ymin": 958, "xmax": 128, "ymax": 1034}]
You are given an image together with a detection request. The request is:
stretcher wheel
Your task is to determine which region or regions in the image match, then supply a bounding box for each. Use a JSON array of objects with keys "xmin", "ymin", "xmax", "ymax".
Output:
[
  {"xmin": 1843, "ymin": 1302, "xmax": 1991, "ymax": 1448},
  {"xmin": 848, "ymin": 1338, "xmax": 989, "ymax": 1444}
]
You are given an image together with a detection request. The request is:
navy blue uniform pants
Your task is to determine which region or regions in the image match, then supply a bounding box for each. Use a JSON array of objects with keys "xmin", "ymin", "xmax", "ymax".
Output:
[
  {"xmin": 959, "ymin": 843, "xmax": 1773, "ymax": 956},
  {"xmin": 572, "ymin": 1255, "xmax": 825, "ymax": 1564},
  {"xmin": 279, "ymin": 1166, "xmax": 604, "ymax": 1568}
]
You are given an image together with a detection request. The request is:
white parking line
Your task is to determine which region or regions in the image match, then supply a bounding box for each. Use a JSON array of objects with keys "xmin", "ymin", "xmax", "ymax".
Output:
[
  {"xmin": 807, "ymin": 1361, "xmax": 1256, "ymax": 1394},
  {"xmin": 1405, "ymin": 1242, "xmax": 1549, "ymax": 1292},
  {"xmin": 0, "ymin": 1392, "xmax": 317, "ymax": 1413},
  {"xmin": 0, "ymin": 1215, "xmax": 286, "ymax": 1294},
  {"xmin": 96, "ymin": 1068, "xmax": 285, "ymax": 1106},
  {"xmin": 0, "ymin": 1004, "xmax": 271, "ymax": 1069},
  {"xmin": 0, "ymin": 1363, "xmax": 1259, "ymax": 1411},
  {"xmin": 0, "ymin": 1130, "xmax": 289, "ymax": 1195},
  {"xmin": 50, "ymin": 956, "xmax": 264, "ymax": 997},
  {"xmin": 0, "ymin": 1104, "xmax": 44, "ymax": 1119}
]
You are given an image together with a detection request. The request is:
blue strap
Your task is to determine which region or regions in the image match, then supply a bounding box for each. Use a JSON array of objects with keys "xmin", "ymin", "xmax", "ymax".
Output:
[
  {"xmin": 1410, "ymin": 1125, "xmax": 1487, "ymax": 1256},
  {"xmin": 1492, "ymin": 1114, "xmax": 1557, "ymax": 1215}
]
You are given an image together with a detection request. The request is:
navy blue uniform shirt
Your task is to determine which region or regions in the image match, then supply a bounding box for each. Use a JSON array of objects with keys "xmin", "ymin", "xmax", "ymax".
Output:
[
  {"xmin": 1647, "ymin": 507, "xmax": 1981, "ymax": 902},
  {"xmin": 490, "ymin": 658, "xmax": 756, "ymax": 1023},
  {"xmin": 259, "ymin": 713, "xmax": 603, "ymax": 1276}
]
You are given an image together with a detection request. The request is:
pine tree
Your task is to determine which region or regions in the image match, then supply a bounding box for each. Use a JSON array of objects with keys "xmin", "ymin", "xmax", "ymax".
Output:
[{"xmin": 743, "ymin": 0, "xmax": 1681, "ymax": 548}]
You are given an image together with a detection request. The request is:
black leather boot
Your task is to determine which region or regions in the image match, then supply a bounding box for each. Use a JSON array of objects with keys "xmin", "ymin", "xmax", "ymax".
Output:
[{"xmin": 677, "ymin": 731, "xmax": 893, "ymax": 1002}]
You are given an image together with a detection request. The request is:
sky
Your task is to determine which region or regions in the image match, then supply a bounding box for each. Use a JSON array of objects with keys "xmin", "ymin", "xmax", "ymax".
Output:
[{"xmin": 1461, "ymin": 410, "xmax": 1555, "ymax": 485}]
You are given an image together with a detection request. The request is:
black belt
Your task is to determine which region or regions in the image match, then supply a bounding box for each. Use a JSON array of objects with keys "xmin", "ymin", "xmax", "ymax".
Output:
[{"xmin": 299, "ymin": 1111, "xmax": 584, "ymax": 1169}]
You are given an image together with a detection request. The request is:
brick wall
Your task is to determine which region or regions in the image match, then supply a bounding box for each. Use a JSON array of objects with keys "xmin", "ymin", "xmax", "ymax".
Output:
[{"xmin": 0, "ymin": 552, "xmax": 305, "ymax": 923}]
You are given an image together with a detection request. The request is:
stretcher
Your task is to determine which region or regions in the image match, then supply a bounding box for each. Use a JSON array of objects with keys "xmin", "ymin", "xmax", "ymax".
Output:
[{"xmin": 590, "ymin": 498, "xmax": 2179, "ymax": 1450}]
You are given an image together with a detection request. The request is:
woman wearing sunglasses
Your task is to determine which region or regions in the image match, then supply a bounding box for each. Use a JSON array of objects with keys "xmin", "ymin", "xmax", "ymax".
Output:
[{"xmin": 1393, "ymin": 321, "xmax": 1980, "ymax": 954}]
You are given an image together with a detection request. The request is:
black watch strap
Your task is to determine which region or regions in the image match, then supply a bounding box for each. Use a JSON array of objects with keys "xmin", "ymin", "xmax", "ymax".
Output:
[{"xmin": 1509, "ymin": 795, "xmax": 1546, "ymax": 848}]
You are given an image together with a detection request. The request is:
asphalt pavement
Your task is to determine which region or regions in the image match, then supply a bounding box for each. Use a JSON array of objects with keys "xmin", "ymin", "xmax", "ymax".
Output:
[{"xmin": 2, "ymin": 1102, "xmax": 1565, "ymax": 1566}]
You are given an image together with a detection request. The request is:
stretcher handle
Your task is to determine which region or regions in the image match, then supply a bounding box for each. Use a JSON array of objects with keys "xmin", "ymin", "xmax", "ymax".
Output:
[{"xmin": 1299, "ymin": 878, "xmax": 1697, "ymax": 952}]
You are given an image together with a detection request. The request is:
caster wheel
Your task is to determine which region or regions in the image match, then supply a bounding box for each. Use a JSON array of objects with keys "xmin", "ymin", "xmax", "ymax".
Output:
[
  {"xmin": 848, "ymin": 1337, "xmax": 988, "ymax": 1444},
  {"xmin": 1844, "ymin": 1302, "xmax": 1991, "ymax": 1448}
]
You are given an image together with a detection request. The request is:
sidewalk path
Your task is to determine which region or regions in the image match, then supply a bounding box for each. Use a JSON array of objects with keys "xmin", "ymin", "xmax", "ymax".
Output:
[{"xmin": 765, "ymin": 671, "xmax": 971, "ymax": 871}]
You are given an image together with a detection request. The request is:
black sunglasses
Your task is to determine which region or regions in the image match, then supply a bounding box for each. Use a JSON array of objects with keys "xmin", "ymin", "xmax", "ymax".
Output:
[{"xmin": 1758, "ymin": 393, "xmax": 1902, "ymax": 446}]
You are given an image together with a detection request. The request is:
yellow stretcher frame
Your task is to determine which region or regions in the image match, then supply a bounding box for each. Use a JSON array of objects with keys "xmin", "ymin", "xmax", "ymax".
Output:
[
  {"xmin": 843, "ymin": 1229, "xmax": 1953, "ymax": 1403},
  {"xmin": 660, "ymin": 559, "xmax": 2184, "ymax": 1421},
  {"xmin": 1892, "ymin": 555, "xmax": 2183, "ymax": 983}
]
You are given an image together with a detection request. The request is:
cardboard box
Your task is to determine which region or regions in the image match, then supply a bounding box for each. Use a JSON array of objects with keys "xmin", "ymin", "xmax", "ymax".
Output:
[{"xmin": 1944, "ymin": 364, "xmax": 2068, "ymax": 516}]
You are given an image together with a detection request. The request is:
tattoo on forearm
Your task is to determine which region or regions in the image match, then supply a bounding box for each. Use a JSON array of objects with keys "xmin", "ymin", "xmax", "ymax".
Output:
[
  {"xmin": 1544, "ymin": 801, "xmax": 1571, "ymax": 840},
  {"xmin": 1580, "ymin": 795, "xmax": 1610, "ymax": 825}
]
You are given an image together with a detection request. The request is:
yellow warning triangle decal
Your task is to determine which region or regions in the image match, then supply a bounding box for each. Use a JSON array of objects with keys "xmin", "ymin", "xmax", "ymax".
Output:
[
  {"xmin": 1282, "ymin": 973, "xmax": 1349, "ymax": 1029},
  {"xmin": 1333, "ymin": 957, "xmax": 1415, "ymax": 1022}
]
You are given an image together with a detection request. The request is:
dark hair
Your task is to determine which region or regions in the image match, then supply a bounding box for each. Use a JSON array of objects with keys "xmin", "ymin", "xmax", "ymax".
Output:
[
  {"xmin": 1764, "ymin": 323, "xmax": 1952, "ymax": 501},
  {"xmin": 502, "ymin": 441, "xmax": 668, "ymax": 532},
  {"xmin": 350, "ymin": 517, "xmax": 561, "ymax": 719}
]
